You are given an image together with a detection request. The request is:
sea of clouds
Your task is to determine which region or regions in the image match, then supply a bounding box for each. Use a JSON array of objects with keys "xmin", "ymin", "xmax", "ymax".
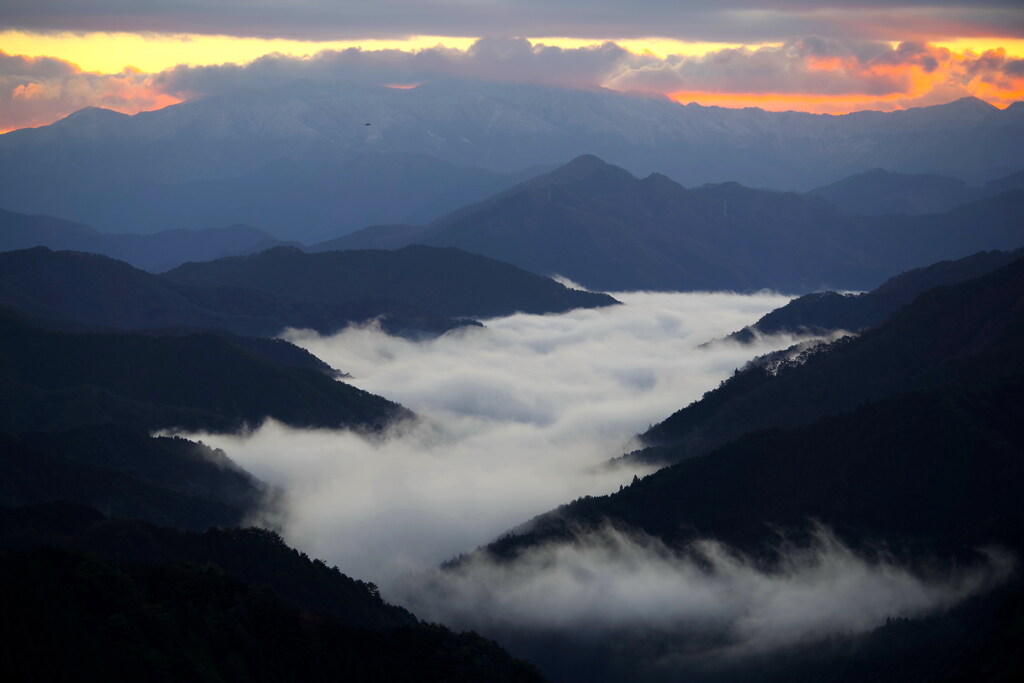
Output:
[{"xmin": 180, "ymin": 289, "xmax": 1011, "ymax": 663}]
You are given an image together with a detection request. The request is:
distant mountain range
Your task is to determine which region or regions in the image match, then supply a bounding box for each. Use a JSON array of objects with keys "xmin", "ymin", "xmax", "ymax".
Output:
[
  {"xmin": 809, "ymin": 167, "xmax": 1024, "ymax": 216},
  {"xmin": 0, "ymin": 207, "xmax": 292, "ymax": 272},
  {"xmin": 1, "ymin": 82, "xmax": 1020, "ymax": 238},
  {"xmin": 322, "ymin": 154, "xmax": 1024, "ymax": 292}
]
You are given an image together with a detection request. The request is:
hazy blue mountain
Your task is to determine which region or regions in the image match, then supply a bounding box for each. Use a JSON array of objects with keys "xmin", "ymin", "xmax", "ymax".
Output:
[
  {"xmin": 722, "ymin": 249, "xmax": 1024, "ymax": 342},
  {"xmin": 809, "ymin": 167, "xmax": 1024, "ymax": 215},
  {"xmin": 318, "ymin": 155, "xmax": 1024, "ymax": 292},
  {"xmin": 810, "ymin": 168, "xmax": 976, "ymax": 215},
  {"xmin": 1, "ymin": 82, "xmax": 1020, "ymax": 239},
  {"xmin": 162, "ymin": 244, "xmax": 618, "ymax": 318},
  {"xmin": 0, "ymin": 152, "xmax": 544, "ymax": 241},
  {"xmin": 0, "ymin": 207, "xmax": 291, "ymax": 271}
]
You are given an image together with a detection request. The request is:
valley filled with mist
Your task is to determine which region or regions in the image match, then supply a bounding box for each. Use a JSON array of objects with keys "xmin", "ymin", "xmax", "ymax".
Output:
[{"xmin": 3, "ymin": 38, "xmax": 1024, "ymax": 682}]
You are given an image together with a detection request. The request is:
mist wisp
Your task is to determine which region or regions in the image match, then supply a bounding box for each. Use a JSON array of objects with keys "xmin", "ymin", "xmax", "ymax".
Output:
[{"xmin": 398, "ymin": 524, "xmax": 1013, "ymax": 662}]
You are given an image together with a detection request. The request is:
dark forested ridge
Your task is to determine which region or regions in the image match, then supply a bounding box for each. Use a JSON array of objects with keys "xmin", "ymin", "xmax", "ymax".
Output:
[
  {"xmin": 0, "ymin": 427, "xmax": 266, "ymax": 530},
  {"xmin": 636, "ymin": 254, "xmax": 1024, "ymax": 464},
  {"xmin": 0, "ymin": 306, "xmax": 405, "ymax": 435},
  {"xmin": 723, "ymin": 249, "xmax": 1023, "ymax": 342},
  {"xmin": 0, "ymin": 304, "xmax": 404, "ymax": 528},
  {"xmin": 0, "ymin": 246, "xmax": 477, "ymax": 337},
  {"xmin": 0, "ymin": 246, "xmax": 613, "ymax": 342},
  {"xmin": 0, "ymin": 503, "xmax": 545, "ymax": 683},
  {"xmin": 163, "ymin": 244, "xmax": 617, "ymax": 318},
  {"xmin": 317, "ymin": 155, "xmax": 1024, "ymax": 292}
]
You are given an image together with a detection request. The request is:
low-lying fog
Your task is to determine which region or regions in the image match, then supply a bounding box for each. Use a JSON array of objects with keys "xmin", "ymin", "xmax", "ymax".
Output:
[
  {"xmin": 180, "ymin": 289, "xmax": 1010, "ymax": 661},
  {"xmin": 184, "ymin": 290, "xmax": 796, "ymax": 581}
]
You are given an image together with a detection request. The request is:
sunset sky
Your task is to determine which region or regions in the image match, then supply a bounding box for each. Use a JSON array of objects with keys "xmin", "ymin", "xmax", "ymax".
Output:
[{"xmin": 2, "ymin": 1, "xmax": 1023, "ymax": 133}]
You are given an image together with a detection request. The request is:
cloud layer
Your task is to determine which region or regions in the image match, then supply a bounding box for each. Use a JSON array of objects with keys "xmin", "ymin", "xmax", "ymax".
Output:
[
  {"xmin": 176, "ymin": 290, "xmax": 1016, "ymax": 665},
  {"xmin": 3, "ymin": 33, "xmax": 1022, "ymax": 132},
  {"xmin": 4, "ymin": 2, "xmax": 1023, "ymax": 42},
  {"xmin": 181, "ymin": 291, "xmax": 798, "ymax": 582}
]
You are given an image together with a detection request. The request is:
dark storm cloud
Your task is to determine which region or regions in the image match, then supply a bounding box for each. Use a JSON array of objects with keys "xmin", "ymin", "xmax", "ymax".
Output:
[{"xmin": 3, "ymin": 1, "xmax": 1023, "ymax": 42}]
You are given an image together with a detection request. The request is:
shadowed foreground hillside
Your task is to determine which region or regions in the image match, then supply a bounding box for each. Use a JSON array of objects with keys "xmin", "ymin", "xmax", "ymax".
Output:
[{"xmin": 0, "ymin": 503, "xmax": 545, "ymax": 683}]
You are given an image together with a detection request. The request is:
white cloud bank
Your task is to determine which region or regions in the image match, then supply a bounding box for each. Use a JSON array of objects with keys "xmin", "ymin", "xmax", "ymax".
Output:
[
  {"xmin": 182, "ymin": 290, "xmax": 797, "ymax": 582},
  {"xmin": 179, "ymin": 290, "xmax": 1012, "ymax": 660}
]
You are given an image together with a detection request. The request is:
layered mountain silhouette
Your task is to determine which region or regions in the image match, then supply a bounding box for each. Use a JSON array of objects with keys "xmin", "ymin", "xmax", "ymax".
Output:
[
  {"xmin": 2, "ymin": 85, "xmax": 1020, "ymax": 239},
  {"xmin": 0, "ymin": 150, "xmax": 543, "ymax": 241},
  {"xmin": 319, "ymin": 155, "xmax": 1024, "ymax": 292},
  {"xmin": 0, "ymin": 302, "xmax": 408, "ymax": 527},
  {"xmin": 161, "ymin": 244, "xmax": 616, "ymax": 318},
  {"xmin": 0, "ymin": 206, "xmax": 292, "ymax": 271},
  {"xmin": 722, "ymin": 249, "xmax": 1023, "ymax": 342},
  {"xmin": 809, "ymin": 167, "xmax": 1024, "ymax": 216},
  {"xmin": 634, "ymin": 255, "xmax": 1024, "ymax": 464},
  {"xmin": 0, "ymin": 246, "xmax": 612, "ymax": 340}
]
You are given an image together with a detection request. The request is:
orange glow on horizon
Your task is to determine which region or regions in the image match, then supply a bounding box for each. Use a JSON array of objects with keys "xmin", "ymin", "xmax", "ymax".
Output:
[
  {"xmin": 665, "ymin": 89, "xmax": 1018, "ymax": 115},
  {"xmin": 1, "ymin": 30, "xmax": 1022, "ymax": 133}
]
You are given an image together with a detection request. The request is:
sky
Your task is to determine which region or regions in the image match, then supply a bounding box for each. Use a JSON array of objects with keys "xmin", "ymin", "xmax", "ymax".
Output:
[{"xmin": 1, "ymin": 1, "xmax": 1023, "ymax": 133}]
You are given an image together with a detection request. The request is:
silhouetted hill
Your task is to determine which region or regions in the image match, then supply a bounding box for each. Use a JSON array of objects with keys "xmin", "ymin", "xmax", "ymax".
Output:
[
  {"xmin": 163, "ymin": 244, "xmax": 617, "ymax": 318},
  {"xmin": 318, "ymin": 156, "xmax": 1024, "ymax": 292},
  {"xmin": 0, "ymin": 306, "xmax": 405, "ymax": 435},
  {"xmin": 810, "ymin": 168, "xmax": 972, "ymax": 215},
  {"xmin": 723, "ymin": 249, "xmax": 1023, "ymax": 342},
  {"xmin": 809, "ymin": 167, "xmax": 1024, "ymax": 216},
  {"xmin": 638, "ymin": 255, "xmax": 1024, "ymax": 463},
  {"xmin": 0, "ymin": 302, "xmax": 406, "ymax": 528},
  {"xmin": 0, "ymin": 247, "xmax": 475, "ymax": 337},
  {"xmin": 0, "ymin": 206, "xmax": 291, "ymax": 271},
  {"xmin": 514, "ymin": 376, "xmax": 1024, "ymax": 556},
  {"xmin": 0, "ymin": 504, "xmax": 544, "ymax": 683},
  {"xmin": 0, "ymin": 428, "xmax": 266, "ymax": 530}
]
